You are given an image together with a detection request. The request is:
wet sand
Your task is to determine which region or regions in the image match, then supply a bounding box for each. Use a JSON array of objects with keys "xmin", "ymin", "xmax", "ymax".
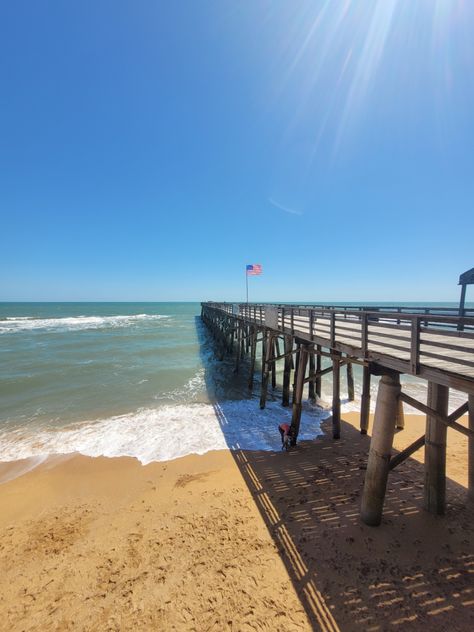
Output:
[{"xmin": 0, "ymin": 412, "xmax": 472, "ymax": 631}]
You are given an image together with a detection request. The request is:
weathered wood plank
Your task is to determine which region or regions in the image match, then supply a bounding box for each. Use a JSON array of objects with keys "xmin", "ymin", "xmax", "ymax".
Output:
[
  {"xmin": 260, "ymin": 332, "xmax": 273, "ymax": 409},
  {"xmin": 282, "ymin": 335, "xmax": 292, "ymax": 407},
  {"xmin": 469, "ymin": 395, "xmax": 474, "ymax": 500},
  {"xmin": 332, "ymin": 352, "xmax": 341, "ymax": 440},
  {"xmin": 360, "ymin": 365, "xmax": 371, "ymax": 435},
  {"xmin": 347, "ymin": 360, "xmax": 354, "ymax": 402},
  {"xmin": 361, "ymin": 373, "xmax": 401, "ymax": 526},
  {"xmin": 248, "ymin": 326, "xmax": 257, "ymax": 391},
  {"xmin": 290, "ymin": 345, "xmax": 309, "ymax": 442},
  {"xmin": 389, "ymin": 434, "xmax": 425, "ymax": 470}
]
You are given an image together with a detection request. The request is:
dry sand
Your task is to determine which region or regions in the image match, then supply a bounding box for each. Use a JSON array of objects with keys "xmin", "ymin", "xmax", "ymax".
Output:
[{"xmin": 0, "ymin": 412, "xmax": 473, "ymax": 632}]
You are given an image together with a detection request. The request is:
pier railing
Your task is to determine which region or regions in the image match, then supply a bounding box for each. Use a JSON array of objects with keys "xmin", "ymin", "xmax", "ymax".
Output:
[
  {"xmin": 203, "ymin": 302, "xmax": 474, "ymax": 393},
  {"xmin": 201, "ymin": 301, "xmax": 474, "ymax": 526}
]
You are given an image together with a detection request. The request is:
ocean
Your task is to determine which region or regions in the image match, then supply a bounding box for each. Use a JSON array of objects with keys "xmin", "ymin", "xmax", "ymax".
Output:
[{"xmin": 0, "ymin": 302, "xmax": 470, "ymax": 469}]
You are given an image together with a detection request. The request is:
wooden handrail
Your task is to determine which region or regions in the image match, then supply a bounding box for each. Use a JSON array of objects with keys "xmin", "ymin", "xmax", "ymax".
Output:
[
  {"xmin": 201, "ymin": 302, "xmax": 474, "ymax": 394},
  {"xmin": 205, "ymin": 302, "xmax": 474, "ymax": 327}
]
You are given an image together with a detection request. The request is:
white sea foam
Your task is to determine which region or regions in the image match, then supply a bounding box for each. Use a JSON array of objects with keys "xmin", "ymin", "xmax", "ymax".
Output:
[
  {"xmin": 0, "ymin": 314, "xmax": 170, "ymax": 334},
  {"xmin": 154, "ymin": 367, "xmax": 207, "ymax": 403},
  {"xmin": 0, "ymin": 400, "xmax": 327, "ymax": 464}
]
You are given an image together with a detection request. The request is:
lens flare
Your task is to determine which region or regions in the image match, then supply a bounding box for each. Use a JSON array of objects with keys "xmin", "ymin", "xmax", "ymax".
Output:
[{"xmin": 267, "ymin": 0, "xmax": 472, "ymax": 160}]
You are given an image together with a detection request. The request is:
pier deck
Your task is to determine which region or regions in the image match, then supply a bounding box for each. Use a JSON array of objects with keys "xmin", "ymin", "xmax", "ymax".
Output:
[
  {"xmin": 201, "ymin": 301, "xmax": 474, "ymax": 527},
  {"xmin": 234, "ymin": 303, "xmax": 474, "ymax": 392}
]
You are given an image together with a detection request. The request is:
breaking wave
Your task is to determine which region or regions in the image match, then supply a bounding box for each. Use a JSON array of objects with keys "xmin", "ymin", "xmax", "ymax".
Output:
[
  {"xmin": 0, "ymin": 399, "xmax": 327, "ymax": 464},
  {"xmin": 0, "ymin": 314, "xmax": 171, "ymax": 334}
]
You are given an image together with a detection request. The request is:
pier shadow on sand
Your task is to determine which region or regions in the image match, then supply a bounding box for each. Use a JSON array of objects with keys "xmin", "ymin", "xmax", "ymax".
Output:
[{"xmin": 195, "ymin": 316, "xmax": 474, "ymax": 632}]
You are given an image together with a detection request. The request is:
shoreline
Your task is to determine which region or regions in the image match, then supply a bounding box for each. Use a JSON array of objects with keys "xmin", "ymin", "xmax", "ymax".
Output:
[
  {"xmin": 0, "ymin": 412, "xmax": 472, "ymax": 631},
  {"xmin": 0, "ymin": 410, "xmax": 469, "ymax": 487}
]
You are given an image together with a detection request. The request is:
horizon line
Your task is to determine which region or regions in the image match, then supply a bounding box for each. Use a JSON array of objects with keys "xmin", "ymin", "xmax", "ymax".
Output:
[{"xmin": 0, "ymin": 299, "xmax": 467, "ymax": 304}]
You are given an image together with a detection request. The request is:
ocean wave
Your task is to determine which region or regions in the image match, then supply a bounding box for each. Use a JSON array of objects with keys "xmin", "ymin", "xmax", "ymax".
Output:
[
  {"xmin": 0, "ymin": 400, "xmax": 327, "ymax": 464},
  {"xmin": 154, "ymin": 367, "xmax": 207, "ymax": 403},
  {"xmin": 0, "ymin": 314, "xmax": 171, "ymax": 334}
]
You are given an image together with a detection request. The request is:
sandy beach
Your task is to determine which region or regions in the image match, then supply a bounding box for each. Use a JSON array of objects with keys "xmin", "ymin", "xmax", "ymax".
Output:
[
  {"xmin": 3, "ymin": 1, "xmax": 473, "ymax": 629},
  {"xmin": 0, "ymin": 412, "xmax": 473, "ymax": 632}
]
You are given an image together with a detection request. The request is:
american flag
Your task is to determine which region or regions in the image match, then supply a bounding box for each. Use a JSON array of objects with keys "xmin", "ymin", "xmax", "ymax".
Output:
[{"xmin": 246, "ymin": 264, "xmax": 262, "ymax": 276}]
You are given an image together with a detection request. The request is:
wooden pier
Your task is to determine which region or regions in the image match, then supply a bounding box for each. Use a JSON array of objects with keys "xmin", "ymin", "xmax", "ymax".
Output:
[{"xmin": 201, "ymin": 301, "xmax": 474, "ymax": 526}]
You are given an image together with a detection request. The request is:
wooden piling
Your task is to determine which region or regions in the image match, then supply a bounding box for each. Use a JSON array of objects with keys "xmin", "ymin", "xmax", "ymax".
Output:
[
  {"xmin": 229, "ymin": 326, "xmax": 234, "ymax": 354},
  {"xmin": 347, "ymin": 361, "xmax": 355, "ymax": 401},
  {"xmin": 292, "ymin": 342, "xmax": 301, "ymax": 405},
  {"xmin": 308, "ymin": 348, "xmax": 316, "ymax": 401},
  {"xmin": 361, "ymin": 372, "xmax": 401, "ymax": 526},
  {"xmin": 395, "ymin": 396, "xmax": 405, "ymax": 430},
  {"xmin": 332, "ymin": 352, "xmax": 341, "ymax": 439},
  {"xmin": 424, "ymin": 381, "xmax": 449, "ymax": 515},
  {"xmin": 282, "ymin": 335, "xmax": 292, "ymax": 407},
  {"xmin": 220, "ymin": 317, "xmax": 227, "ymax": 359},
  {"xmin": 469, "ymin": 394, "xmax": 474, "ymax": 501},
  {"xmin": 218, "ymin": 334, "xmax": 225, "ymax": 361},
  {"xmin": 234, "ymin": 322, "xmax": 241, "ymax": 373},
  {"xmin": 290, "ymin": 345, "xmax": 309, "ymax": 443},
  {"xmin": 248, "ymin": 327, "xmax": 257, "ymax": 391},
  {"xmin": 360, "ymin": 365, "xmax": 371, "ymax": 434},
  {"xmin": 271, "ymin": 337, "xmax": 277, "ymax": 390},
  {"xmin": 275, "ymin": 337, "xmax": 281, "ymax": 358},
  {"xmin": 261, "ymin": 330, "xmax": 267, "ymax": 382},
  {"xmin": 260, "ymin": 332, "xmax": 273, "ymax": 409},
  {"xmin": 315, "ymin": 345, "xmax": 322, "ymax": 397}
]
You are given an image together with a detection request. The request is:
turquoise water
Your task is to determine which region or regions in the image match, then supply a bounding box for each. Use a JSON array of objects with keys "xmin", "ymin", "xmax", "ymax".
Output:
[
  {"xmin": 0, "ymin": 302, "xmax": 327, "ymax": 464},
  {"xmin": 0, "ymin": 301, "xmax": 470, "ymax": 466},
  {"xmin": 0, "ymin": 303, "xmax": 204, "ymax": 425}
]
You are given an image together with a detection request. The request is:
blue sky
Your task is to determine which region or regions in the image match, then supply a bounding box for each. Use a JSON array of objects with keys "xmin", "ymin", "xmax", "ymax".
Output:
[{"xmin": 1, "ymin": 0, "xmax": 473, "ymax": 302}]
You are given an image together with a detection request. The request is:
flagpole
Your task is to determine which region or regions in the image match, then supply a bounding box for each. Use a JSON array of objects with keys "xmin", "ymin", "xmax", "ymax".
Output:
[{"xmin": 246, "ymin": 267, "xmax": 249, "ymax": 304}]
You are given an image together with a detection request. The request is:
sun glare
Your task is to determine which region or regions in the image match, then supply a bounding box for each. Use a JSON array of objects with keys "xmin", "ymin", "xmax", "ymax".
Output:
[{"xmin": 269, "ymin": 0, "xmax": 471, "ymax": 158}]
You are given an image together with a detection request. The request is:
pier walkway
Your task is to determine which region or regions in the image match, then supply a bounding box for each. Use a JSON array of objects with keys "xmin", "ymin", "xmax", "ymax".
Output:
[{"xmin": 201, "ymin": 302, "xmax": 474, "ymax": 526}]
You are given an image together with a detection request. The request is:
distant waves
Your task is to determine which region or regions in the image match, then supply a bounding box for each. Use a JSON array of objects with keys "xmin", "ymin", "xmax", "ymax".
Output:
[{"xmin": 0, "ymin": 314, "xmax": 171, "ymax": 334}]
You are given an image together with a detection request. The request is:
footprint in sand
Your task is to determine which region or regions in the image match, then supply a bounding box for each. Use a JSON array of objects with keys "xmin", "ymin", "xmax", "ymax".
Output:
[{"xmin": 174, "ymin": 471, "xmax": 214, "ymax": 488}]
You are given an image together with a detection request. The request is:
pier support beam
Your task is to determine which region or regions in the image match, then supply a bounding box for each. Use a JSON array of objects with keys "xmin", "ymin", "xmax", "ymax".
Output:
[
  {"xmin": 469, "ymin": 394, "xmax": 474, "ymax": 501},
  {"xmin": 220, "ymin": 317, "xmax": 228, "ymax": 360},
  {"xmin": 360, "ymin": 366, "xmax": 371, "ymax": 435},
  {"xmin": 229, "ymin": 326, "xmax": 234, "ymax": 354},
  {"xmin": 292, "ymin": 343, "xmax": 301, "ymax": 405},
  {"xmin": 228, "ymin": 321, "xmax": 234, "ymax": 354},
  {"xmin": 282, "ymin": 336, "xmax": 292, "ymax": 407},
  {"xmin": 395, "ymin": 397, "xmax": 405, "ymax": 430},
  {"xmin": 248, "ymin": 327, "xmax": 257, "ymax": 391},
  {"xmin": 424, "ymin": 382, "xmax": 449, "ymax": 515},
  {"xmin": 260, "ymin": 330, "xmax": 267, "ymax": 382},
  {"xmin": 361, "ymin": 372, "xmax": 401, "ymax": 526},
  {"xmin": 332, "ymin": 352, "xmax": 341, "ymax": 439},
  {"xmin": 308, "ymin": 348, "xmax": 316, "ymax": 402},
  {"xmin": 290, "ymin": 345, "xmax": 309, "ymax": 444},
  {"xmin": 316, "ymin": 345, "xmax": 322, "ymax": 397},
  {"xmin": 347, "ymin": 361, "xmax": 355, "ymax": 402},
  {"xmin": 234, "ymin": 322, "xmax": 241, "ymax": 373},
  {"xmin": 271, "ymin": 337, "xmax": 277, "ymax": 390},
  {"xmin": 218, "ymin": 334, "xmax": 225, "ymax": 361},
  {"xmin": 260, "ymin": 332, "xmax": 274, "ymax": 409}
]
